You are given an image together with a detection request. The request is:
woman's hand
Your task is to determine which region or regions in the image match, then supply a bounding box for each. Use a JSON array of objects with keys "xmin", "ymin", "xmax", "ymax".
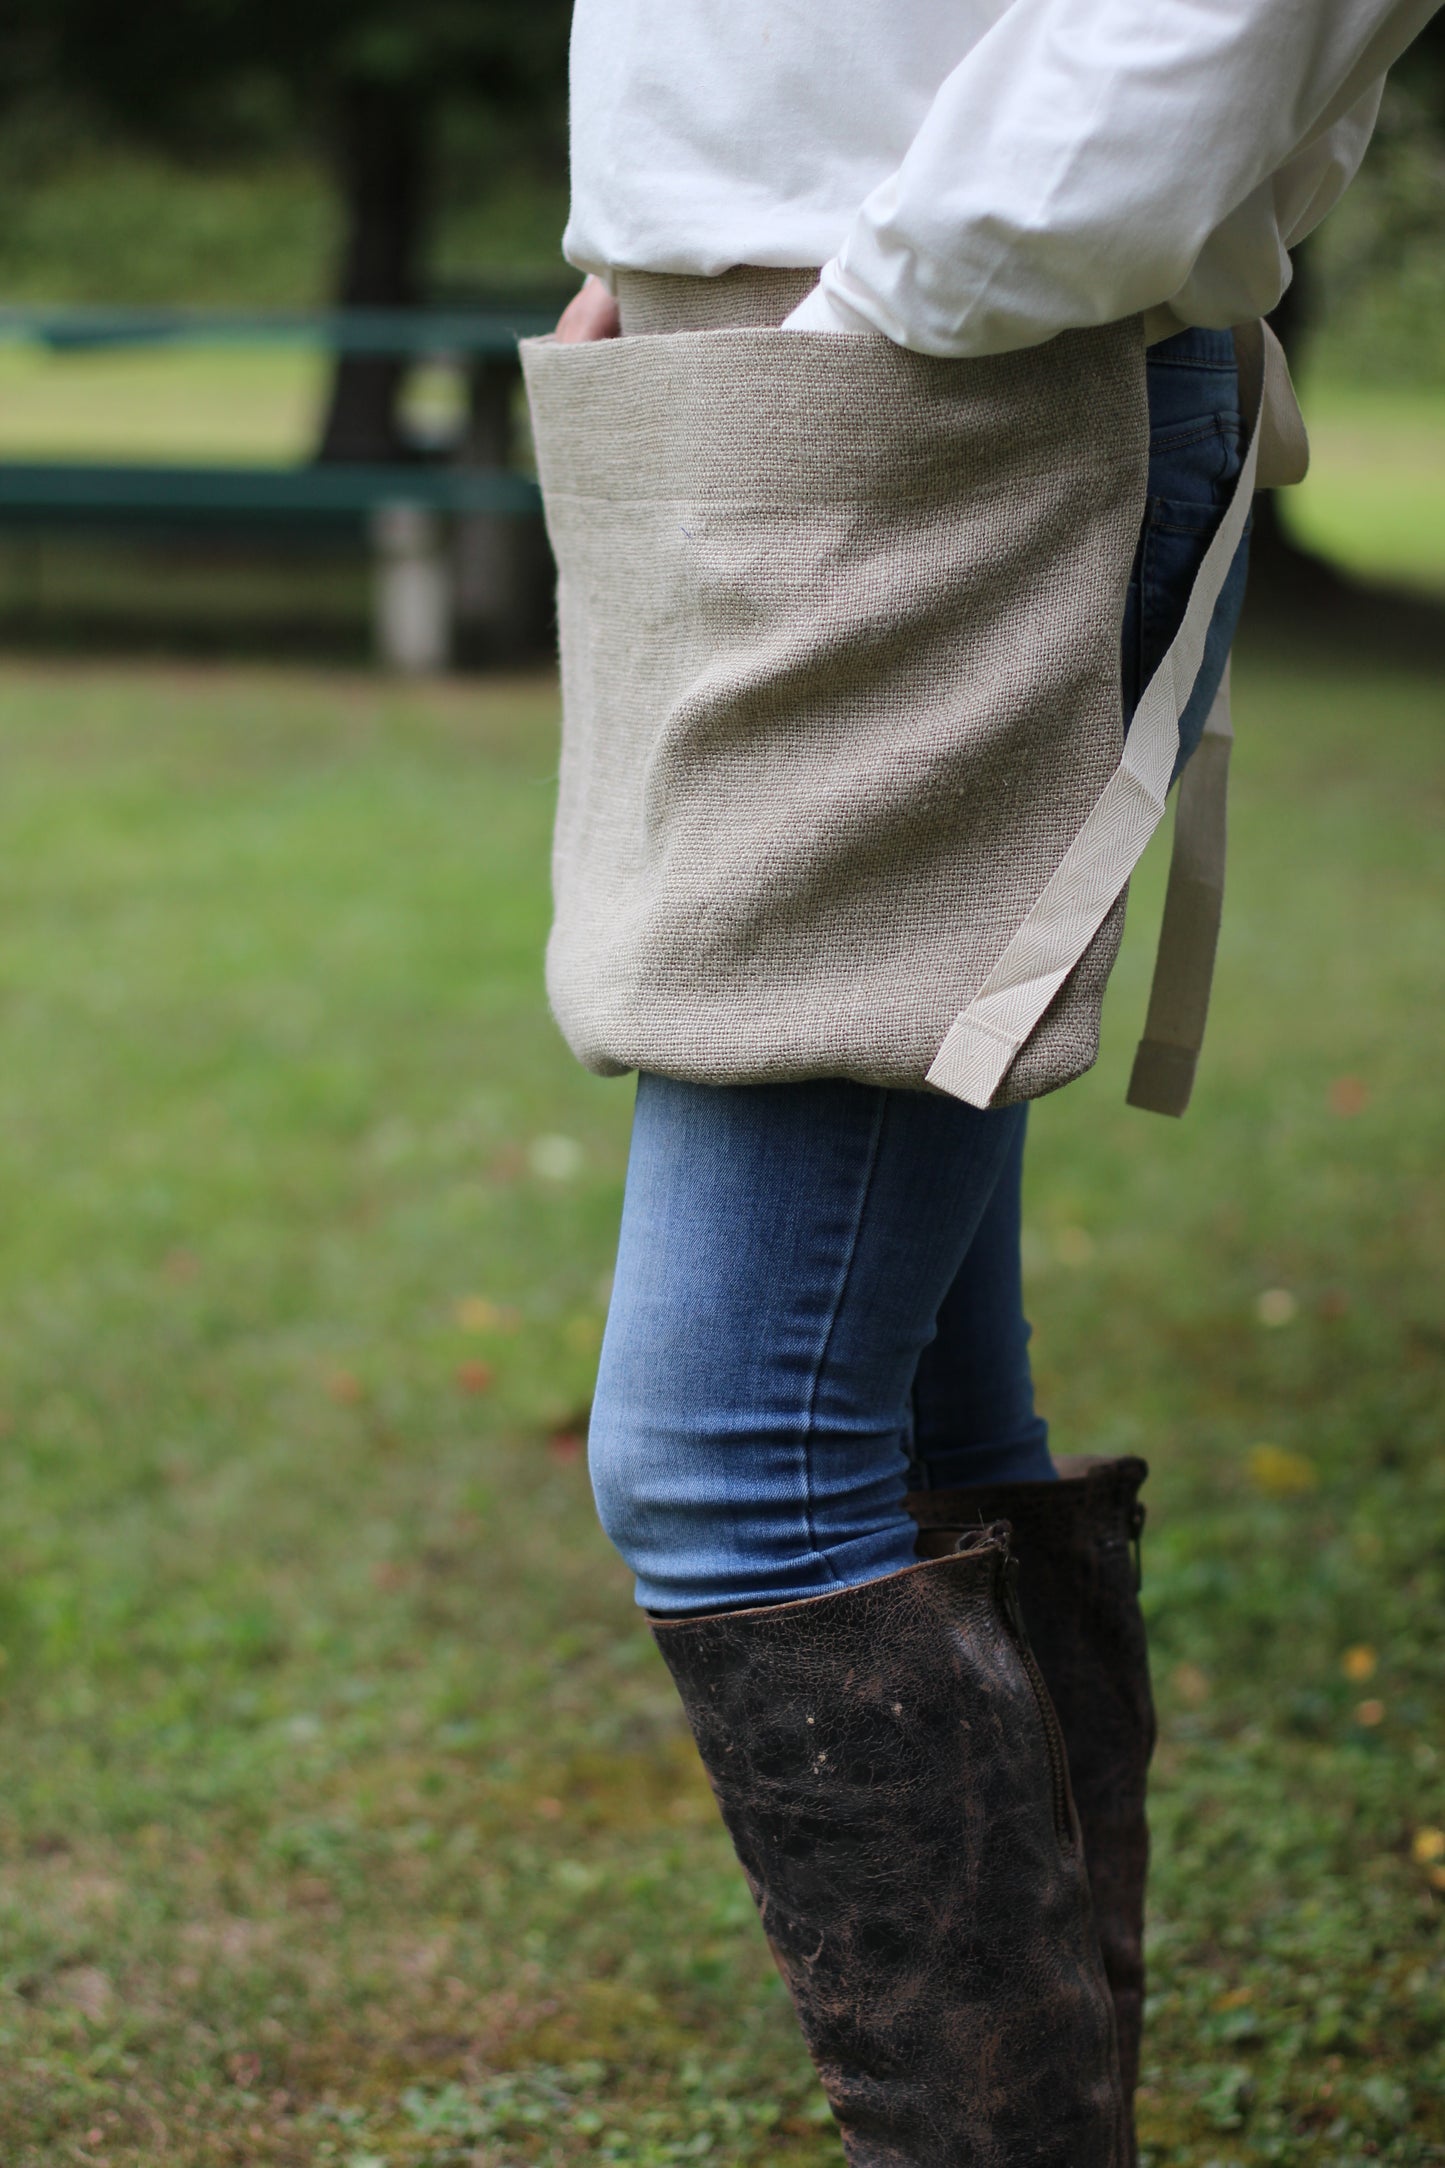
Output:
[{"xmin": 555, "ymin": 276, "xmax": 621, "ymax": 343}]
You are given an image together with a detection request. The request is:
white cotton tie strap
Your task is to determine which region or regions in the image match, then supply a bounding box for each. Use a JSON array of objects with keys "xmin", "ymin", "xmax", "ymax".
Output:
[
  {"xmin": 926, "ymin": 318, "xmax": 1286, "ymax": 1113},
  {"xmin": 1125, "ymin": 665, "xmax": 1233, "ymax": 1116}
]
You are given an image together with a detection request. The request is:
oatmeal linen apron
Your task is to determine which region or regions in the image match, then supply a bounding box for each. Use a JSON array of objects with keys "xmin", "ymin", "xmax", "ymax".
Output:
[{"xmin": 520, "ymin": 269, "xmax": 1304, "ymax": 1113}]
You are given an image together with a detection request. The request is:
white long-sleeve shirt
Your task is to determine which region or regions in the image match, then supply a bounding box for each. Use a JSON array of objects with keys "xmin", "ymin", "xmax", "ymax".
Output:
[{"xmin": 564, "ymin": 0, "xmax": 1437, "ymax": 355}]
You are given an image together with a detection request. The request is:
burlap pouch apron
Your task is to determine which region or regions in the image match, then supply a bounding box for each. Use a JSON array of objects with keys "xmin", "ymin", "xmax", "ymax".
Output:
[{"xmin": 521, "ymin": 268, "xmax": 1291, "ymax": 1111}]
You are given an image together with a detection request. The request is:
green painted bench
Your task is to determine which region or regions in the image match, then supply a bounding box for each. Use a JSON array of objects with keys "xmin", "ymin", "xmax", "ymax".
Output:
[
  {"xmin": 0, "ymin": 459, "xmax": 540, "ymax": 525},
  {"xmin": 0, "ymin": 300, "xmax": 569, "ymax": 667}
]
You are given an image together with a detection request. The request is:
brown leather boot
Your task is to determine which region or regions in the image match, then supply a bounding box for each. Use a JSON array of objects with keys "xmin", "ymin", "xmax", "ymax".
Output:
[
  {"xmin": 652, "ymin": 1528, "xmax": 1128, "ymax": 2167},
  {"xmin": 908, "ymin": 1458, "xmax": 1154, "ymax": 2163}
]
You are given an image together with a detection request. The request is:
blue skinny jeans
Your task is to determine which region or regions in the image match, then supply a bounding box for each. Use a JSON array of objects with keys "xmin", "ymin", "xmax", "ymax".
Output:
[{"xmin": 590, "ymin": 328, "xmax": 1250, "ymax": 1614}]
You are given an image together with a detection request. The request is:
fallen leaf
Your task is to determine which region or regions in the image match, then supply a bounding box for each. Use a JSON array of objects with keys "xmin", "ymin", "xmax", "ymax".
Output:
[
  {"xmin": 1255, "ymin": 1287, "xmax": 1298, "ymax": 1328},
  {"xmin": 162, "ymin": 1247, "xmax": 201, "ymax": 1283},
  {"xmin": 455, "ymin": 1360, "xmax": 494, "ymax": 1395},
  {"xmin": 456, "ymin": 1295, "xmax": 522, "ymax": 1334},
  {"xmin": 1249, "ymin": 1443, "xmax": 1318, "ymax": 1497},
  {"xmin": 528, "ymin": 1133, "xmax": 585, "ymax": 1182},
  {"xmin": 456, "ymin": 1295, "xmax": 499, "ymax": 1332},
  {"xmin": 1172, "ymin": 1662, "xmax": 1211, "ymax": 1707},
  {"xmin": 1410, "ymin": 1827, "xmax": 1445, "ymax": 1865},
  {"xmin": 1342, "ymin": 1645, "xmax": 1378, "ymax": 1682},
  {"xmin": 1329, "ymin": 1075, "xmax": 1370, "ymax": 1116},
  {"xmin": 549, "ymin": 1431, "xmax": 584, "ymax": 1463},
  {"xmin": 325, "ymin": 1371, "xmax": 365, "ymax": 1407},
  {"xmin": 1354, "ymin": 1698, "xmax": 1386, "ymax": 1728}
]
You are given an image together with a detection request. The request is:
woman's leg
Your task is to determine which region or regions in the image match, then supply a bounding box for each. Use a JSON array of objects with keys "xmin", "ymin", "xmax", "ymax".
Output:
[
  {"xmin": 906, "ymin": 326, "xmax": 1250, "ymax": 1503},
  {"xmin": 893, "ymin": 335, "xmax": 1251, "ymax": 2162},
  {"xmin": 591, "ymin": 1077, "xmax": 1130, "ymax": 2165},
  {"xmin": 907, "ymin": 1107, "xmax": 1055, "ymax": 1489},
  {"xmin": 588, "ymin": 326, "xmax": 1254, "ymax": 2166},
  {"xmin": 588, "ymin": 1072, "xmax": 1029, "ymax": 1615}
]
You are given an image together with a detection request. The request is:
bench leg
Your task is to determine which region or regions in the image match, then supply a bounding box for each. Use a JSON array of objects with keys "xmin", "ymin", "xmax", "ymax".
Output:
[
  {"xmin": 452, "ymin": 510, "xmax": 553, "ymax": 662},
  {"xmin": 371, "ymin": 504, "xmax": 452, "ymax": 674}
]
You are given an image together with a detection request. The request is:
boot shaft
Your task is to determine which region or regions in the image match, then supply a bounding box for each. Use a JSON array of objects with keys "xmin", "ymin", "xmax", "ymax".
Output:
[
  {"xmin": 655, "ymin": 1529, "xmax": 1129, "ymax": 2168},
  {"xmin": 908, "ymin": 1458, "xmax": 1154, "ymax": 2152}
]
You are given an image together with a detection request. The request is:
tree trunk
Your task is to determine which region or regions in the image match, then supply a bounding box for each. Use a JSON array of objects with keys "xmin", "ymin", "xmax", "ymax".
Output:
[
  {"xmin": 1247, "ymin": 237, "xmax": 1353, "ymax": 608},
  {"xmin": 316, "ymin": 77, "xmax": 428, "ymax": 465},
  {"xmin": 452, "ymin": 356, "xmax": 556, "ymax": 661},
  {"xmin": 1243, "ymin": 236, "xmax": 1445, "ymax": 657}
]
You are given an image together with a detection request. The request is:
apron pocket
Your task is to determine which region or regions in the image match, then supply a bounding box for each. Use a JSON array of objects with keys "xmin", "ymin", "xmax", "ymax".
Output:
[{"xmin": 522, "ymin": 318, "xmax": 1151, "ymax": 1100}]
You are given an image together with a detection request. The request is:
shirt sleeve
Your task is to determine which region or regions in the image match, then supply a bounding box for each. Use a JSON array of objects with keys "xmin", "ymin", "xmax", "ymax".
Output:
[{"xmin": 781, "ymin": 0, "xmax": 1439, "ymax": 354}]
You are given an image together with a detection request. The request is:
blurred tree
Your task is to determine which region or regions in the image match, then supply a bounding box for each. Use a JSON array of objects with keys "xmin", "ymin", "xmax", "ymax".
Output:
[
  {"xmin": 0, "ymin": 0, "xmax": 572, "ymax": 458},
  {"xmin": 296, "ymin": 7, "xmax": 573, "ymax": 460},
  {"xmin": 5, "ymin": 4, "xmax": 1441, "ymax": 501},
  {"xmin": 1254, "ymin": 11, "xmax": 1445, "ymax": 604}
]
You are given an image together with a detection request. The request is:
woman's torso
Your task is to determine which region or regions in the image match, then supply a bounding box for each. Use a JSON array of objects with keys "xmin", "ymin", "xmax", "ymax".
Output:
[{"xmin": 565, "ymin": 0, "xmax": 1393, "ymax": 351}]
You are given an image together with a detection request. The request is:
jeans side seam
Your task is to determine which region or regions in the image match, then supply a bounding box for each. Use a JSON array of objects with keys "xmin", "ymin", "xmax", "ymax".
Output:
[{"xmin": 799, "ymin": 1087, "xmax": 891, "ymax": 1589}]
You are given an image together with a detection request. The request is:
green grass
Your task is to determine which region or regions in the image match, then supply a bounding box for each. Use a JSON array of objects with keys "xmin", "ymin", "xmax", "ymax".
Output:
[
  {"xmin": 0, "ymin": 148, "xmax": 569, "ymax": 309},
  {"xmin": 0, "ymin": 348, "xmax": 331, "ymax": 466},
  {"xmin": 0, "ymin": 645, "xmax": 1441, "ymax": 2167},
  {"xmin": 1287, "ymin": 381, "xmax": 1445, "ymax": 595},
  {"xmin": 0, "ymin": 347, "xmax": 501, "ymax": 468},
  {"xmin": 0, "ymin": 155, "xmax": 341, "ymax": 312}
]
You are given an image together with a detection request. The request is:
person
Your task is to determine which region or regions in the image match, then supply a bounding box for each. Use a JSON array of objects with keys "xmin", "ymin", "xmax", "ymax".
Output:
[{"xmin": 525, "ymin": 4, "xmax": 1437, "ymax": 2160}]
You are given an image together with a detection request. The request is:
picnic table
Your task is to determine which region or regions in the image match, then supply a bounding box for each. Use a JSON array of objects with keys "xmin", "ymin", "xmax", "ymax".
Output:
[{"xmin": 0, "ymin": 297, "xmax": 571, "ymax": 669}]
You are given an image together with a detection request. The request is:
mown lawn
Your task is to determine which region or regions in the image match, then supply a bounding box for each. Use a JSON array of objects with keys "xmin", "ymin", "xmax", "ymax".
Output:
[
  {"xmin": 0, "ymin": 642, "xmax": 1441, "ymax": 2168},
  {"xmin": 1288, "ymin": 382, "xmax": 1445, "ymax": 597},
  {"xmin": 0, "ymin": 345, "xmax": 332, "ymax": 466}
]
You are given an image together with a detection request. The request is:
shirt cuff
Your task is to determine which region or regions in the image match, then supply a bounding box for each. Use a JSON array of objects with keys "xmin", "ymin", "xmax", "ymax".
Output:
[{"xmin": 780, "ymin": 276, "xmax": 879, "ymax": 336}]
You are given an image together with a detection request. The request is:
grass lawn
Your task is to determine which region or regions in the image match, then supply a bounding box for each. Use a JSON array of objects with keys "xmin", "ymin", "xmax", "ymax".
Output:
[
  {"xmin": 0, "ymin": 348, "xmax": 332, "ymax": 468},
  {"xmin": 0, "ymin": 641, "xmax": 1441, "ymax": 2168},
  {"xmin": 1289, "ymin": 382, "xmax": 1445, "ymax": 597}
]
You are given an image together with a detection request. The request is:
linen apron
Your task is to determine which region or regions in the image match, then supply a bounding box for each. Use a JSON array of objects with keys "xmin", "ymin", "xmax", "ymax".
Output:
[{"xmin": 521, "ymin": 268, "xmax": 1302, "ymax": 1113}]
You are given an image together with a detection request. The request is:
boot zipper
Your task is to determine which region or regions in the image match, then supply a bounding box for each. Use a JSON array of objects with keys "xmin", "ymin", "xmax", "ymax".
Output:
[
  {"xmin": 998, "ymin": 1552, "xmax": 1075, "ymax": 1850},
  {"xmin": 1102, "ymin": 1497, "xmax": 1147, "ymax": 1588},
  {"xmin": 1129, "ymin": 1498, "xmax": 1146, "ymax": 1591}
]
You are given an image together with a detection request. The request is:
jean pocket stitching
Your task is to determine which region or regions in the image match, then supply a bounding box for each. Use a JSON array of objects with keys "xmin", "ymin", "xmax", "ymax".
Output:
[
  {"xmin": 1146, "ymin": 494, "xmax": 1231, "ymax": 538},
  {"xmin": 1145, "ymin": 413, "xmax": 1239, "ymax": 460}
]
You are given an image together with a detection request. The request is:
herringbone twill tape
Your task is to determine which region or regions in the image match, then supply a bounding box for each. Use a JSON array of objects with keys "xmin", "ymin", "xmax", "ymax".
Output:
[
  {"xmin": 522, "ymin": 279, "xmax": 1284, "ymax": 1105},
  {"xmin": 928, "ymin": 320, "xmax": 1281, "ymax": 1111}
]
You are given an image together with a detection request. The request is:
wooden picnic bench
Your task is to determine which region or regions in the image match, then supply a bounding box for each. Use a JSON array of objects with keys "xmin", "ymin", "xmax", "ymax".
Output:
[{"xmin": 0, "ymin": 298, "xmax": 569, "ymax": 669}]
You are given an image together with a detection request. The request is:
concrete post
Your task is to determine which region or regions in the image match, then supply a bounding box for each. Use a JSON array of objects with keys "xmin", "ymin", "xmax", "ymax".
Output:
[{"xmin": 371, "ymin": 503, "xmax": 452, "ymax": 674}]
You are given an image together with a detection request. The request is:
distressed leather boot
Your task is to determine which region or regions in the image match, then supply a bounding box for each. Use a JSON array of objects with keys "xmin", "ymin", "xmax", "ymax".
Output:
[
  {"xmin": 908, "ymin": 1457, "xmax": 1154, "ymax": 2164},
  {"xmin": 652, "ymin": 1527, "xmax": 1128, "ymax": 2167}
]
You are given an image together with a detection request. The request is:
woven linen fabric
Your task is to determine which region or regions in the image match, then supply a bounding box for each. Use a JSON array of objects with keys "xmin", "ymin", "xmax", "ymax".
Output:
[
  {"xmin": 521, "ymin": 274, "xmax": 1150, "ymax": 1101},
  {"xmin": 613, "ymin": 265, "xmax": 818, "ymax": 334}
]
